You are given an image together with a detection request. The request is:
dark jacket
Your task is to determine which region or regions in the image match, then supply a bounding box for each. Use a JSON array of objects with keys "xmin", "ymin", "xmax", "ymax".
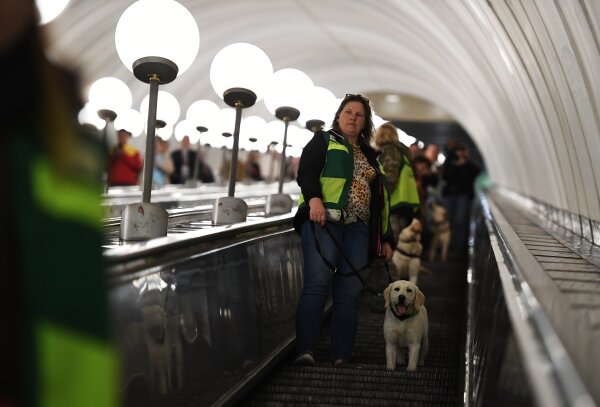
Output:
[
  {"xmin": 170, "ymin": 149, "xmax": 214, "ymax": 184},
  {"xmin": 294, "ymin": 129, "xmax": 394, "ymax": 260}
]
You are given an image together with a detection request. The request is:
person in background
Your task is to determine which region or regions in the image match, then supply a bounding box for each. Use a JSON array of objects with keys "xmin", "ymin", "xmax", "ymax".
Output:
[
  {"xmin": 0, "ymin": 1, "xmax": 119, "ymax": 405},
  {"xmin": 409, "ymin": 142, "xmax": 421, "ymax": 159},
  {"xmin": 195, "ymin": 148, "xmax": 215, "ymax": 183},
  {"xmin": 373, "ymin": 122, "xmax": 420, "ymax": 239},
  {"xmin": 152, "ymin": 136, "xmax": 174, "ymax": 188},
  {"xmin": 292, "ymin": 94, "xmax": 394, "ymax": 367},
  {"xmin": 219, "ymin": 149, "xmax": 245, "ymax": 184},
  {"xmin": 244, "ymin": 150, "xmax": 264, "ymax": 181},
  {"xmin": 107, "ymin": 128, "xmax": 143, "ymax": 186},
  {"xmin": 442, "ymin": 143, "xmax": 481, "ymax": 254},
  {"xmin": 170, "ymin": 135, "xmax": 194, "ymax": 184}
]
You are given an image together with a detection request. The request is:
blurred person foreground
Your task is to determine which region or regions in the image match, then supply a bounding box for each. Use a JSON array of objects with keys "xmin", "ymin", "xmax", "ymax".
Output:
[{"xmin": 1, "ymin": 1, "xmax": 119, "ymax": 406}]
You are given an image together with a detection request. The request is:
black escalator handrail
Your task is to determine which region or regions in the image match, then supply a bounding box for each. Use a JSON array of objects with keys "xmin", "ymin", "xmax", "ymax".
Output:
[
  {"xmin": 103, "ymin": 209, "xmax": 296, "ymax": 278},
  {"xmin": 479, "ymin": 192, "xmax": 596, "ymax": 407}
]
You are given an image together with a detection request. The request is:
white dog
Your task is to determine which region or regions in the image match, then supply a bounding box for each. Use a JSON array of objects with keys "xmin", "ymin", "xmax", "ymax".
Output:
[
  {"xmin": 392, "ymin": 218, "xmax": 426, "ymax": 284},
  {"xmin": 383, "ymin": 280, "xmax": 429, "ymax": 371},
  {"xmin": 428, "ymin": 202, "xmax": 451, "ymax": 262}
]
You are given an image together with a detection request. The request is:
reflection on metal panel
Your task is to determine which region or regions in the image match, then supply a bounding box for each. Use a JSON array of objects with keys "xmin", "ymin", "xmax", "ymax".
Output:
[{"xmin": 107, "ymin": 225, "xmax": 303, "ymax": 405}]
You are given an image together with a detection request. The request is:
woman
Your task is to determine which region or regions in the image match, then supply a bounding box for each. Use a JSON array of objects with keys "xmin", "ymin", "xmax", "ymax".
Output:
[
  {"xmin": 373, "ymin": 122, "xmax": 420, "ymax": 240},
  {"xmin": 293, "ymin": 94, "xmax": 394, "ymax": 367}
]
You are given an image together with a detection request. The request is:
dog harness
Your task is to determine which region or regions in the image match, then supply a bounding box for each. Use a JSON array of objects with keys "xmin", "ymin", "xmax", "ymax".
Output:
[{"xmin": 394, "ymin": 247, "xmax": 421, "ymax": 258}]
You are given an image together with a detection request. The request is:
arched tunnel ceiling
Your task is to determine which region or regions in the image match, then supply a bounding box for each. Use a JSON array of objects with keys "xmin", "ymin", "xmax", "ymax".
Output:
[{"xmin": 45, "ymin": 0, "xmax": 600, "ymax": 222}]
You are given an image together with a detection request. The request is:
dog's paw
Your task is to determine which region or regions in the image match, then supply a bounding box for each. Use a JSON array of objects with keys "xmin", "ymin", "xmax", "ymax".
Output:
[
  {"xmin": 386, "ymin": 364, "xmax": 396, "ymax": 370},
  {"xmin": 406, "ymin": 366, "xmax": 417, "ymax": 372}
]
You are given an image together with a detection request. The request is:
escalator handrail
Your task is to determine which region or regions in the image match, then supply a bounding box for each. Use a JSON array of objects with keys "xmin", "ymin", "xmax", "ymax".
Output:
[{"xmin": 479, "ymin": 192, "xmax": 596, "ymax": 407}]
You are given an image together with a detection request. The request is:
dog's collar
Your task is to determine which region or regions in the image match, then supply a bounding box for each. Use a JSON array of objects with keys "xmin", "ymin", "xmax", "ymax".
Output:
[
  {"xmin": 395, "ymin": 247, "xmax": 420, "ymax": 258},
  {"xmin": 391, "ymin": 306, "xmax": 420, "ymax": 321}
]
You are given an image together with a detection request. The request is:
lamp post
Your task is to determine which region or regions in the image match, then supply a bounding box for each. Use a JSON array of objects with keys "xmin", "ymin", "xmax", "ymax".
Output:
[
  {"xmin": 209, "ymin": 43, "xmax": 272, "ymax": 225},
  {"xmin": 192, "ymin": 126, "xmax": 208, "ymax": 187},
  {"xmin": 263, "ymin": 68, "xmax": 313, "ymax": 216},
  {"xmin": 262, "ymin": 107, "xmax": 300, "ymax": 215},
  {"xmin": 186, "ymin": 99, "xmax": 219, "ymax": 187},
  {"xmin": 97, "ymin": 109, "xmax": 117, "ymax": 193},
  {"xmin": 306, "ymin": 119, "xmax": 325, "ymax": 133},
  {"xmin": 115, "ymin": 0, "xmax": 199, "ymax": 240}
]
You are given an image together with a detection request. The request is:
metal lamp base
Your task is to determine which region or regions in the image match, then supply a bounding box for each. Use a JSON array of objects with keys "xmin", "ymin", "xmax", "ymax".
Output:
[
  {"xmin": 275, "ymin": 106, "xmax": 300, "ymax": 122},
  {"xmin": 212, "ymin": 197, "xmax": 248, "ymax": 225},
  {"xmin": 265, "ymin": 193, "xmax": 293, "ymax": 216},
  {"xmin": 120, "ymin": 203, "xmax": 168, "ymax": 241},
  {"xmin": 223, "ymin": 88, "xmax": 257, "ymax": 108},
  {"xmin": 133, "ymin": 56, "xmax": 178, "ymax": 84},
  {"xmin": 97, "ymin": 109, "xmax": 117, "ymax": 122}
]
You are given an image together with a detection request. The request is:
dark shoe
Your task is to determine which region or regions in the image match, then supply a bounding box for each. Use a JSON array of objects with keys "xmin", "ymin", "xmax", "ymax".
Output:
[{"xmin": 294, "ymin": 352, "xmax": 315, "ymax": 366}]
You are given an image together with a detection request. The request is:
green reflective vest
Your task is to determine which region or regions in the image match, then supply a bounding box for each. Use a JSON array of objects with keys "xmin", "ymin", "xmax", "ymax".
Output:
[
  {"xmin": 389, "ymin": 154, "xmax": 420, "ymax": 211},
  {"xmin": 298, "ymin": 131, "xmax": 391, "ymax": 236}
]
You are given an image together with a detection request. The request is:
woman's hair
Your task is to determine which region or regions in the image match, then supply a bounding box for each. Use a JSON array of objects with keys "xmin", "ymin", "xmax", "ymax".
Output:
[
  {"xmin": 331, "ymin": 94, "xmax": 375, "ymax": 146},
  {"xmin": 374, "ymin": 122, "xmax": 399, "ymax": 146}
]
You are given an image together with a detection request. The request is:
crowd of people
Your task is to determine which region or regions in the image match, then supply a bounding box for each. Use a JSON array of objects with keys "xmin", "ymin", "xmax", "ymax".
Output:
[
  {"xmin": 105, "ymin": 132, "xmax": 217, "ymax": 188},
  {"xmin": 104, "ymin": 133, "xmax": 303, "ymax": 189}
]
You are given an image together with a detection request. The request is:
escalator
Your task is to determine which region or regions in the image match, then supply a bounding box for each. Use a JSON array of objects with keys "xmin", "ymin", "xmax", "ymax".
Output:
[{"xmin": 238, "ymin": 257, "xmax": 468, "ymax": 406}]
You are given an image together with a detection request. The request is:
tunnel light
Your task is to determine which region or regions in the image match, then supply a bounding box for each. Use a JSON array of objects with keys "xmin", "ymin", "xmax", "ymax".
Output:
[
  {"xmin": 88, "ymin": 77, "xmax": 132, "ymax": 116},
  {"xmin": 115, "ymin": 0, "xmax": 199, "ymax": 76},
  {"xmin": 210, "ymin": 43, "xmax": 273, "ymax": 102},
  {"xmin": 263, "ymin": 68, "xmax": 314, "ymax": 115},
  {"xmin": 114, "ymin": 108, "xmax": 144, "ymax": 138},
  {"xmin": 36, "ymin": 0, "xmax": 71, "ymax": 25}
]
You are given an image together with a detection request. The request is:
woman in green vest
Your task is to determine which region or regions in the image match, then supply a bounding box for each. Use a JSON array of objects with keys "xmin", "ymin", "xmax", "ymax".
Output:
[
  {"xmin": 292, "ymin": 94, "xmax": 394, "ymax": 367},
  {"xmin": 373, "ymin": 122, "xmax": 420, "ymax": 240}
]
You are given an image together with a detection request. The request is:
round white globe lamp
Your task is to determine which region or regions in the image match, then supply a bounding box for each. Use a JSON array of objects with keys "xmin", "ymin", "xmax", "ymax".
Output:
[
  {"xmin": 155, "ymin": 124, "xmax": 173, "ymax": 141},
  {"xmin": 115, "ymin": 0, "xmax": 199, "ymax": 79},
  {"xmin": 298, "ymin": 86, "xmax": 336, "ymax": 128},
  {"xmin": 115, "ymin": 0, "xmax": 199, "ymax": 240},
  {"xmin": 88, "ymin": 77, "xmax": 133, "ymax": 162},
  {"xmin": 36, "ymin": 0, "xmax": 71, "ymax": 25},
  {"xmin": 175, "ymin": 119, "xmax": 200, "ymax": 143},
  {"xmin": 114, "ymin": 109, "xmax": 144, "ymax": 138},
  {"xmin": 263, "ymin": 68, "xmax": 314, "ymax": 115},
  {"xmin": 88, "ymin": 77, "xmax": 132, "ymax": 117},
  {"xmin": 186, "ymin": 99, "xmax": 220, "ymax": 131},
  {"xmin": 210, "ymin": 43, "xmax": 273, "ymax": 103},
  {"xmin": 78, "ymin": 103, "xmax": 105, "ymax": 130}
]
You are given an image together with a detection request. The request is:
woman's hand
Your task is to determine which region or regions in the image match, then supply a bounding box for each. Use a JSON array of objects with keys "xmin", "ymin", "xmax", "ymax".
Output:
[
  {"xmin": 309, "ymin": 197, "xmax": 327, "ymax": 226},
  {"xmin": 382, "ymin": 242, "xmax": 393, "ymax": 261}
]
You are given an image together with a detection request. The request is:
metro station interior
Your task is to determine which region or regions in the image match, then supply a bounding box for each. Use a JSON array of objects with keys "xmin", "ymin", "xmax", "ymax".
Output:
[{"xmin": 2, "ymin": 1, "xmax": 599, "ymax": 406}]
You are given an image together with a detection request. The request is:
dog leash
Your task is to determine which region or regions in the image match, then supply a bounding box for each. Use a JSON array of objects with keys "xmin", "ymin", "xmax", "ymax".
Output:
[{"xmin": 310, "ymin": 222, "xmax": 393, "ymax": 296}]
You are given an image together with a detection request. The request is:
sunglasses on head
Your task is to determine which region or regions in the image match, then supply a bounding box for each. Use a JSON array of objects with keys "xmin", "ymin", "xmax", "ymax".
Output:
[{"xmin": 345, "ymin": 93, "xmax": 370, "ymax": 103}]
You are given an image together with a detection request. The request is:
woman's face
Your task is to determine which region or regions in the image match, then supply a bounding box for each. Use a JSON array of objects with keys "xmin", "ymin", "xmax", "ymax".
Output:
[{"xmin": 338, "ymin": 101, "xmax": 365, "ymax": 140}]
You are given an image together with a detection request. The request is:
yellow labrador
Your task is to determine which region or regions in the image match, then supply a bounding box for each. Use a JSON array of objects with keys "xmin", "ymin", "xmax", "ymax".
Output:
[
  {"xmin": 392, "ymin": 218, "xmax": 426, "ymax": 284},
  {"xmin": 383, "ymin": 280, "xmax": 429, "ymax": 371},
  {"xmin": 428, "ymin": 202, "xmax": 451, "ymax": 262}
]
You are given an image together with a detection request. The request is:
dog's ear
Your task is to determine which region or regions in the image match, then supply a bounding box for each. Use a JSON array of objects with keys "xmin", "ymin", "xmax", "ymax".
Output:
[
  {"xmin": 383, "ymin": 285, "xmax": 391, "ymax": 309},
  {"xmin": 414, "ymin": 287, "xmax": 426, "ymax": 311}
]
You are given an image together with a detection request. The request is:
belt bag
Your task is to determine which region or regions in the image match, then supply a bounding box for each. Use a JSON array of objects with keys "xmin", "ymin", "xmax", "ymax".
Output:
[{"xmin": 326, "ymin": 208, "xmax": 344, "ymax": 224}]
